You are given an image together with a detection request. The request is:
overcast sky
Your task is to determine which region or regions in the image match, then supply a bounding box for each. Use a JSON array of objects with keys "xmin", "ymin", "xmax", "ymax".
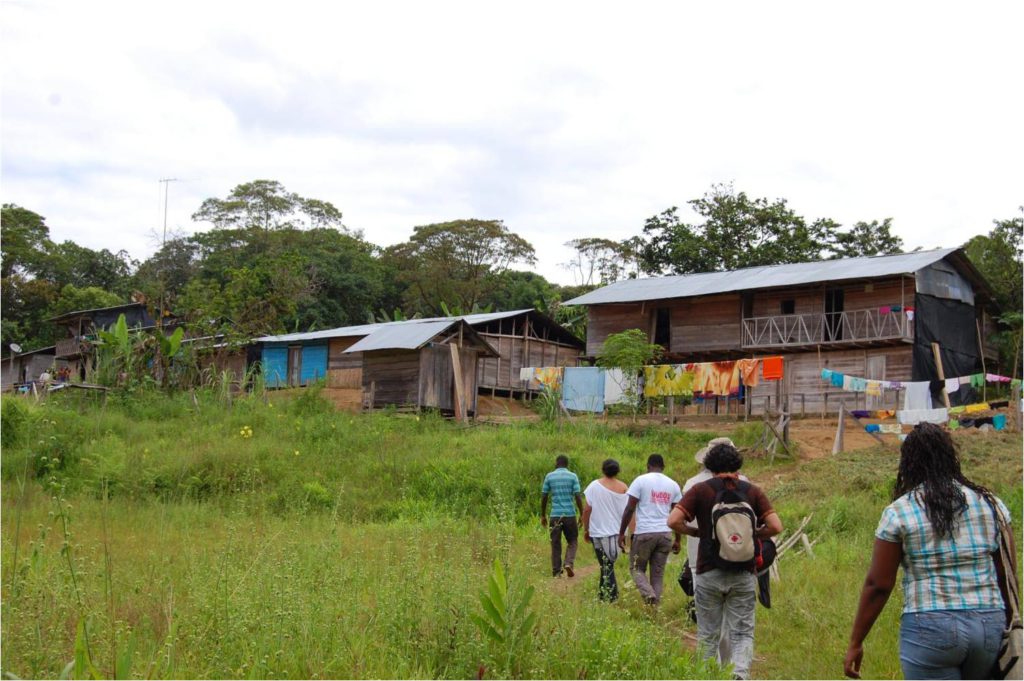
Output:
[{"xmin": 3, "ymin": 1, "xmax": 1022, "ymax": 285}]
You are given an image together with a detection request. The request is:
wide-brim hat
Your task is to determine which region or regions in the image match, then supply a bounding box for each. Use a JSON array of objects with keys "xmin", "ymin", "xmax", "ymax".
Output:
[{"xmin": 694, "ymin": 437, "xmax": 735, "ymax": 465}]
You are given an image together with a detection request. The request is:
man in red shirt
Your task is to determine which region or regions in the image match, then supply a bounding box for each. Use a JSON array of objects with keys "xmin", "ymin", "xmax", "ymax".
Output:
[{"xmin": 668, "ymin": 443, "xmax": 782, "ymax": 680}]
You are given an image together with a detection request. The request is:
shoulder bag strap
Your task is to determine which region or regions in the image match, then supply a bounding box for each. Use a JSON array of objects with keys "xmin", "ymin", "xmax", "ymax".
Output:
[{"xmin": 985, "ymin": 494, "xmax": 1021, "ymax": 621}]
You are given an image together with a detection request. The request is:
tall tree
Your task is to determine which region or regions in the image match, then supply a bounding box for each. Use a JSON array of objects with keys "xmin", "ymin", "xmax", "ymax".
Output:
[
  {"xmin": 192, "ymin": 180, "xmax": 346, "ymax": 231},
  {"xmin": 562, "ymin": 237, "xmax": 641, "ymax": 286},
  {"xmin": 639, "ymin": 184, "xmax": 836, "ymax": 274},
  {"xmin": 388, "ymin": 219, "xmax": 536, "ymax": 315},
  {"xmin": 829, "ymin": 219, "xmax": 904, "ymax": 259},
  {"xmin": 964, "ymin": 212, "xmax": 1023, "ymax": 374},
  {"xmin": 1, "ymin": 204, "xmax": 50, "ymax": 278}
]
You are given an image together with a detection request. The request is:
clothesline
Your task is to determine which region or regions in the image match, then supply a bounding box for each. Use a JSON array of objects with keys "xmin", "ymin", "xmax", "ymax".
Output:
[{"xmin": 519, "ymin": 357, "xmax": 786, "ymax": 412}]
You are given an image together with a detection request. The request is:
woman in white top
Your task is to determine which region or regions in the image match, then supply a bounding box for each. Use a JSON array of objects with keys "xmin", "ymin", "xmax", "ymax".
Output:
[{"xmin": 582, "ymin": 459, "xmax": 632, "ymax": 601}]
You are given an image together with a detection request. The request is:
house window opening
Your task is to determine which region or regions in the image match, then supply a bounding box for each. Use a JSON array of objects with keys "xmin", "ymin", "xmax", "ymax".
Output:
[
  {"xmin": 780, "ymin": 299, "xmax": 795, "ymax": 315},
  {"xmin": 653, "ymin": 308, "xmax": 671, "ymax": 348}
]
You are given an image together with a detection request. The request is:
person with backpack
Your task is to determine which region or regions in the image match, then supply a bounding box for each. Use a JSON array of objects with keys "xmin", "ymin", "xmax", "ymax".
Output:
[
  {"xmin": 669, "ymin": 443, "xmax": 782, "ymax": 680},
  {"xmin": 541, "ymin": 455, "xmax": 584, "ymax": 577},
  {"xmin": 682, "ymin": 437, "xmax": 749, "ymax": 660},
  {"xmin": 618, "ymin": 454, "xmax": 683, "ymax": 606},
  {"xmin": 843, "ymin": 423, "xmax": 1017, "ymax": 680}
]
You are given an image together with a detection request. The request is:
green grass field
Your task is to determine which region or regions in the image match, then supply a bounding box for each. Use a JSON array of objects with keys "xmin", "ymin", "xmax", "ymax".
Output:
[{"xmin": 1, "ymin": 389, "xmax": 1020, "ymax": 679}]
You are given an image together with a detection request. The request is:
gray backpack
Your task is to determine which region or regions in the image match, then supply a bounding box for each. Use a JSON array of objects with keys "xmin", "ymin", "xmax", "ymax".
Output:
[{"xmin": 707, "ymin": 478, "xmax": 758, "ymax": 571}]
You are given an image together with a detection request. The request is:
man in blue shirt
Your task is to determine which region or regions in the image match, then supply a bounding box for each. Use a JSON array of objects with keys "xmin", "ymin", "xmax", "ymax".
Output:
[{"xmin": 541, "ymin": 455, "xmax": 584, "ymax": 577}]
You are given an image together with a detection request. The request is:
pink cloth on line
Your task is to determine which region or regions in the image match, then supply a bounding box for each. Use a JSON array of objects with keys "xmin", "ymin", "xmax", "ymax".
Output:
[{"xmin": 879, "ymin": 306, "xmax": 891, "ymax": 315}]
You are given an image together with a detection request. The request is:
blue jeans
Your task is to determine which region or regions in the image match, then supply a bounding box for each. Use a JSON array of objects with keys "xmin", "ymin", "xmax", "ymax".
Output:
[{"xmin": 899, "ymin": 609, "xmax": 1004, "ymax": 680}]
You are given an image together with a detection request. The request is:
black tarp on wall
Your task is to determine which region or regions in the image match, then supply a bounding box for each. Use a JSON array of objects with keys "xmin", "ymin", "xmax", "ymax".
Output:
[{"xmin": 912, "ymin": 293, "xmax": 984, "ymax": 406}]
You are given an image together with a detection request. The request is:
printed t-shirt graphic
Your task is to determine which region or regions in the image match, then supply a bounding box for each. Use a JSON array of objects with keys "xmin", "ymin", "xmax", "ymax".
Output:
[{"xmin": 626, "ymin": 472, "xmax": 682, "ymax": 534}]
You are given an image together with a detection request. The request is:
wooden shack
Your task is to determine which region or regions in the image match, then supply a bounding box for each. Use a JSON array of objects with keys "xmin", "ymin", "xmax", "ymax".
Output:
[
  {"xmin": 566, "ymin": 248, "xmax": 998, "ymax": 414},
  {"xmin": 256, "ymin": 310, "xmax": 583, "ymax": 398},
  {"xmin": 344, "ymin": 319, "xmax": 497, "ymax": 414}
]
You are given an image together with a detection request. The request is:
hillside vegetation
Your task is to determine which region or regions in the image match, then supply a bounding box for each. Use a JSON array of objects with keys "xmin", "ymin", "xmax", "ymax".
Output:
[{"xmin": 1, "ymin": 390, "xmax": 1021, "ymax": 679}]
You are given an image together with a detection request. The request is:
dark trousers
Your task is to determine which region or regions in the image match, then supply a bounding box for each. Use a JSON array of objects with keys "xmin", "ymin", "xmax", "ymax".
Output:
[{"xmin": 549, "ymin": 516, "xmax": 578, "ymax": 576}]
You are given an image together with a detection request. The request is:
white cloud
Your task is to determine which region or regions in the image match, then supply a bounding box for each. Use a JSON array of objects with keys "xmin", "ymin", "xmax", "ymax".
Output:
[{"xmin": 2, "ymin": 0, "xmax": 1022, "ymax": 285}]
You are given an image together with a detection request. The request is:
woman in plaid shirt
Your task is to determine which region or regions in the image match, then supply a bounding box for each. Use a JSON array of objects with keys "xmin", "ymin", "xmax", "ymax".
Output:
[{"xmin": 844, "ymin": 423, "xmax": 1016, "ymax": 679}]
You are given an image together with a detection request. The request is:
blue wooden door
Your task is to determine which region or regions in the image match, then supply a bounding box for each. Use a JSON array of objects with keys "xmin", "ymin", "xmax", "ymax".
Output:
[
  {"xmin": 300, "ymin": 345, "xmax": 328, "ymax": 385},
  {"xmin": 262, "ymin": 347, "xmax": 288, "ymax": 388}
]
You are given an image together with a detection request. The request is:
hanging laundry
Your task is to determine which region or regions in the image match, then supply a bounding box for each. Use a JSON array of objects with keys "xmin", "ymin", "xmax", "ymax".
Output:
[
  {"xmin": 603, "ymin": 368, "xmax": 635, "ymax": 406},
  {"xmin": 713, "ymin": 361, "xmax": 741, "ymax": 396},
  {"xmin": 761, "ymin": 356, "xmax": 784, "ymax": 381},
  {"xmin": 864, "ymin": 424, "xmax": 881, "ymax": 434},
  {"xmin": 527, "ymin": 367, "xmax": 564, "ymax": 390},
  {"xmin": 690, "ymin": 361, "xmax": 740, "ymax": 397},
  {"xmin": 561, "ymin": 367, "xmax": 605, "ymax": 413},
  {"xmin": 879, "ymin": 306, "xmax": 891, "ymax": 315},
  {"xmin": 643, "ymin": 365, "xmax": 694, "ymax": 397},
  {"xmin": 902, "ymin": 382, "xmax": 933, "ymax": 411},
  {"xmin": 849, "ymin": 377, "xmax": 868, "ymax": 392},
  {"xmin": 879, "ymin": 423, "xmax": 903, "ymax": 434},
  {"xmin": 890, "ymin": 305, "xmax": 902, "ymax": 312},
  {"xmin": 944, "ymin": 378, "xmax": 961, "ymax": 395},
  {"xmin": 842, "ymin": 375, "xmax": 855, "ymax": 391},
  {"xmin": 821, "ymin": 368, "xmax": 833, "ymax": 380},
  {"xmin": 964, "ymin": 402, "xmax": 990, "ymax": 413},
  {"xmin": 986, "ymin": 373, "xmax": 1012, "ymax": 383},
  {"xmin": 905, "ymin": 307, "xmax": 915, "ymax": 321},
  {"xmin": 866, "ymin": 381, "xmax": 882, "ymax": 397},
  {"xmin": 897, "ymin": 408, "xmax": 950, "ymax": 425},
  {"xmin": 969, "ymin": 374, "xmax": 985, "ymax": 389},
  {"xmin": 851, "ymin": 410, "xmax": 871, "ymax": 419},
  {"xmin": 736, "ymin": 358, "xmax": 760, "ymax": 387},
  {"xmin": 877, "ymin": 410, "xmax": 896, "ymax": 419},
  {"xmin": 958, "ymin": 375, "xmax": 972, "ymax": 386},
  {"xmin": 949, "ymin": 405, "xmax": 966, "ymax": 415},
  {"xmin": 947, "ymin": 419, "xmax": 960, "ymax": 430},
  {"xmin": 883, "ymin": 380, "xmax": 903, "ymax": 391},
  {"xmin": 830, "ymin": 371, "xmax": 845, "ymax": 388},
  {"xmin": 993, "ymin": 414, "xmax": 1007, "ymax": 430}
]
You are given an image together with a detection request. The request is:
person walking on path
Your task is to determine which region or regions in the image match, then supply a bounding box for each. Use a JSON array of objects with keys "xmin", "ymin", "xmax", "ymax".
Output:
[
  {"xmin": 582, "ymin": 458, "xmax": 633, "ymax": 601},
  {"xmin": 541, "ymin": 455, "xmax": 584, "ymax": 577},
  {"xmin": 669, "ymin": 443, "xmax": 782, "ymax": 680},
  {"xmin": 683, "ymin": 437, "xmax": 748, "ymax": 662},
  {"xmin": 843, "ymin": 423, "xmax": 1016, "ymax": 680},
  {"xmin": 618, "ymin": 454, "xmax": 682, "ymax": 606}
]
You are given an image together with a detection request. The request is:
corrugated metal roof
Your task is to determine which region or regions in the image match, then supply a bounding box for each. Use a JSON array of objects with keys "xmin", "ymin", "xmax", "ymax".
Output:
[
  {"xmin": 563, "ymin": 248, "xmax": 959, "ymax": 306},
  {"xmin": 255, "ymin": 309, "xmax": 533, "ymax": 344},
  {"xmin": 342, "ymin": 320, "xmax": 457, "ymax": 353}
]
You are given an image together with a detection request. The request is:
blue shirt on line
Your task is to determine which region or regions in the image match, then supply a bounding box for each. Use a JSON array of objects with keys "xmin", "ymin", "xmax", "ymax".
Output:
[{"xmin": 542, "ymin": 468, "xmax": 581, "ymax": 517}]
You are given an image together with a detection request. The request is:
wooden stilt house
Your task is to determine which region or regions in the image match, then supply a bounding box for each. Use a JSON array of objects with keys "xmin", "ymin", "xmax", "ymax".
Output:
[{"xmin": 565, "ymin": 248, "xmax": 998, "ymax": 414}]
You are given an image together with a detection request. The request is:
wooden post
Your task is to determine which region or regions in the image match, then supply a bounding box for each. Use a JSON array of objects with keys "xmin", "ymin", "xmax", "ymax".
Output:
[
  {"xmin": 1010, "ymin": 384, "xmax": 1021, "ymax": 433},
  {"xmin": 931, "ymin": 342, "xmax": 952, "ymax": 409},
  {"xmin": 450, "ymin": 343, "xmax": 466, "ymax": 422},
  {"xmin": 975, "ymin": 320, "xmax": 987, "ymax": 403},
  {"xmin": 783, "ymin": 396, "xmax": 791, "ymax": 445},
  {"xmin": 367, "ymin": 381, "xmax": 376, "ymax": 411},
  {"xmin": 667, "ymin": 396, "xmax": 675, "ymax": 425},
  {"xmin": 832, "ymin": 403, "xmax": 846, "ymax": 454},
  {"xmin": 800, "ymin": 393, "xmax": 806, "ymax": 417}
]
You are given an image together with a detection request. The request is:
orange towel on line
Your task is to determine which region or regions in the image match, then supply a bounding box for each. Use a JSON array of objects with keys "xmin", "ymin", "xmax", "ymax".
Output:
[
  {"xmin": 736, "ymin": 358, "xmax": 760, "ymax": 387},
  {"xmin": 762, "ymin": 356, "xmax": 784, "ymax": 381}
]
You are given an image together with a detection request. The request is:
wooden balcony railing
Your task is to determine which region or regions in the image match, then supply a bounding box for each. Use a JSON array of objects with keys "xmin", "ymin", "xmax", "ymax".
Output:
[
  {"xmin": 55, "ymin": 337, "xmax": 85, "ymax": 358},
  {"xmin": 742, "ymin": 309, "xmax": 913, "ymax": 349}
]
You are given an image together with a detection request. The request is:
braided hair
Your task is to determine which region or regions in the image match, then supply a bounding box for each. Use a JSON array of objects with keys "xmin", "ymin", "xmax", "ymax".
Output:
[{"xmin": 894, "ymin": 422, "xmax": 991, "ymax": 538}]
